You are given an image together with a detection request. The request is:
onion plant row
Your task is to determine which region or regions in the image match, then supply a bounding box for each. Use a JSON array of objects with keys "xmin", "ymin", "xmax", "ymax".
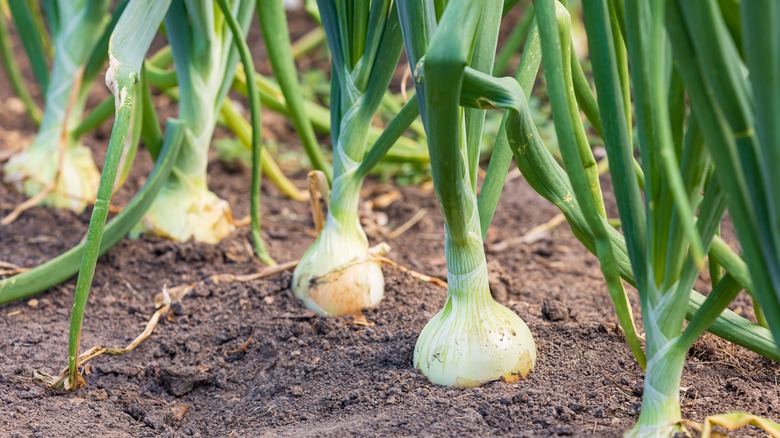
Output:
[{"xmin": 0, "ymin": 0, "xmax": 778, "ymax": 435}]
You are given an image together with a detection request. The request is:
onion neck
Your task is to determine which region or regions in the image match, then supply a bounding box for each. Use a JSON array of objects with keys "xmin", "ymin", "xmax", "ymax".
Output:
[
  {"xmin": 630, "ymin": 331, "xmax": 686, "ymax": 437},
  {"xmin": 441, "ymin": 176, "xmax": 490, "ymax": 299},
  {"xmin": 445, "ymin": 227, "xmax": 492, "ymax": 303},
  {"xmin": 171, "ymin": 121, "xmax": 218, "ymax": 191},
  {"xmin": 313, "ymin": 170, "xmax": 369, "ymax": 265},
  {"xmin": 328, "ymin": 168, "xmax": 363, "ymax": 228}
]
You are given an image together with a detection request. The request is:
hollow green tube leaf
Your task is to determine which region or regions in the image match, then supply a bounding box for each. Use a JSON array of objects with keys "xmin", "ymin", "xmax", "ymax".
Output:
[
  {"xmin": 464, "ymin": 0, "xmax": 501, "ymax": 191},
  {"xmin": 216, "ymin": 0, "xmax": 275, "ymax": 265},
  {"xmin": 355, "ymin": 95, "xmax": 420, "ymax": 179},
  {"xmin": 493, "ymin": 4, "xmax": 534, "ymax": 76},
  {"xmin": 66, "ymin": 0, "xmax": 173, "ymax": 390},
  {"xmin": 0, "ymin": 1, "xmax": 42, "ymax": 124},
  {"xmin": 107, "ymin": 0, "xmax": 172, "ymax": 81},
  {"xmin": 478, "ymin": 23, "xmax": 541, "ymax": 239},
  {"xmin": 581, "ymin": 0, "xmax": 646, "ymax": 285},
  {"xmin": 7, "ymin": 0, "xmax": 50, "ymax": 93},
  {"xmin": 257, "ymin": 0, "xmax": 331, "ymax": 180},
  {"xmin": 81, "ymin": 0, "xmax": 131, "ymax": 97}
]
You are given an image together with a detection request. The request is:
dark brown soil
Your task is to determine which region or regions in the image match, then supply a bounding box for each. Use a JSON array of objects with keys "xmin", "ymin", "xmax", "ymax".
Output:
[{"xmin": 2, "ymin": 7, "xmax": 779, "ymax": 438}]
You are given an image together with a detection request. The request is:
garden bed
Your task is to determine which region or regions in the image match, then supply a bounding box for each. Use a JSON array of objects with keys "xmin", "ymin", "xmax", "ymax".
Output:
[{"xmin": 1, "ymin": 124, "xmax": 777, "ymax": 436}]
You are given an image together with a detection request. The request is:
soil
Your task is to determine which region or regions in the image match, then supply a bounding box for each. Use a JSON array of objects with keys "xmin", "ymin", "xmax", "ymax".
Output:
[{"xmin": 2, "ymin": 6, "xmax": 780, "ymax": 438}]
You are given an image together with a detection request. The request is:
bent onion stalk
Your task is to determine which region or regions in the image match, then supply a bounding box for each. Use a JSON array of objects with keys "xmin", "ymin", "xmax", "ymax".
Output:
[
  {"xmin": 291, "ymin": 0, "xmax": 405, "ymax": 316},
  {"xmin": 457, "ymin": 0, "xmax": 780, "ymax": 372}
]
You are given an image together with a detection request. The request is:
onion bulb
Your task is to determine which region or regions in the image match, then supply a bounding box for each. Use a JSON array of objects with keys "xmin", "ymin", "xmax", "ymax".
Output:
[
  {"xmin": 292, "ymin": 214, "xmax": 384, "ymax": 316},
  {"xmin": 4, "ymin": 133, "xmax": 99, "ymax": 213},
  {"xmin": 131, "ymin": 176, "xmax": 234, "ymax": 244},
  {"xmin": 414, "ymin": 233, "xmax": 537, "ymax": 387}
]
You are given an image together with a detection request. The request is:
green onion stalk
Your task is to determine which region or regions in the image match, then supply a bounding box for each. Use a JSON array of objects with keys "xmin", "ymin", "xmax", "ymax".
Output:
[
  {"xmin": 397, "ymin": 0, "xmax": 537, "ymax": 387},
  {"xmin": 477, "ymin": 0, "xmax": 780, "ymax": 394},
  {"xmin": 256, "ymin": 0, "xmax": 331, "ymax": 181},
  {"xmin": 131, "ymin": 0, "xmax": 255, "ymax": 243},
  {"xmin": 520, "ymin": 0, "xmax": 721, "ymax": 433},
  {"xmin": 64, "ymin": 0, "xmax": 176, "ymax": 389},
  {"xmin": 3, "ymin": 0, "xmax": 112, "ymax": 213},
  {"xmin": 661, "ymin": 0, "xmax": 780, "ymax": 430},
  {"xmin": 416, "ymin": 0, "xmax": 780, "ymax": 428},
  {"xmin": 614, "ymin": 0, "xmax": 731, "ymax": 432},
  {"xmin": 62, "ymin": 0, "xmax": 275, "ymax": 389},
  {"xmin": 291, "ymin": 0, "xmax": 405, "ymax": 316},
  {"xmin": 0, "ymin": 0, "xmax": 42, "ymax": 124},
  {"xmin": 522, "ymin": 0, "xmax": 779, "ymax": 434},
  {"xmin": 427, "ymin": 0, "xmax": 780, "ymax": 426}
]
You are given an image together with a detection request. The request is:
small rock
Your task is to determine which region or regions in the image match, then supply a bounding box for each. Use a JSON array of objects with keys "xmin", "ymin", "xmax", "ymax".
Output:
[
  {"xmin": 542, "ymin": 298, "xmax": 569, "ymax": 321},
  {"xmin": 490, "ymin": 281, "xmax": 508, "ymax": 302},
  {"xmin": 170, "ymin": 301, "xmax": 188, "ymax": 315},
  {"xmin": 290, "ymin": 386, "xmax": 304, "ymax": 397},
  {"xmin": 170, "ymin": 404, "xmax": 190, "ymax": 422},
  {"xmin": 555, "ymin": 405, "xmax": 576, "ymax": 422},
  {"xmin": 548, "ymin": 424, "xmax": 576, "ymax": 436},
  {"xmin": 185, "ymin": 340, "xmax": 201, "ymax": 353},
  {"xmin": 7, "ymin": 97, "xmax": 25, "ymax": 114},
  {"xmin": 267, "ymin": 229, "xmax": 289, "ymax": 239},
  {"xmin": 725, "ymin": 378, "xmax": 751, "ymax": 396},
  {"xmin": 96, "ymin": 363, "xmax": 139, "ymax": 377},
  {"xmin": 533, "ymin": 240, "xmax": 554, "ymax": 257},
  {"xmin": 433, "ymin": 397, "xmax": 450, "ymax": 407},
  {"xmin": 143, "ymin": 411, "xmax": 170, "ymax": 431},
  {"xmin": 159, "ymin": 366, "xmax": 211, "ymax": 396},
  {"xmin": 27, "ymin": 299, "xmax": 39, "ymax": 308},
  {"xmin": 215, "ymin": 328, "xmax": 238, "ymax": 344},
  {"xmin": 195, "ymin": 286, "xmax": 212, "ymax": 298}
]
